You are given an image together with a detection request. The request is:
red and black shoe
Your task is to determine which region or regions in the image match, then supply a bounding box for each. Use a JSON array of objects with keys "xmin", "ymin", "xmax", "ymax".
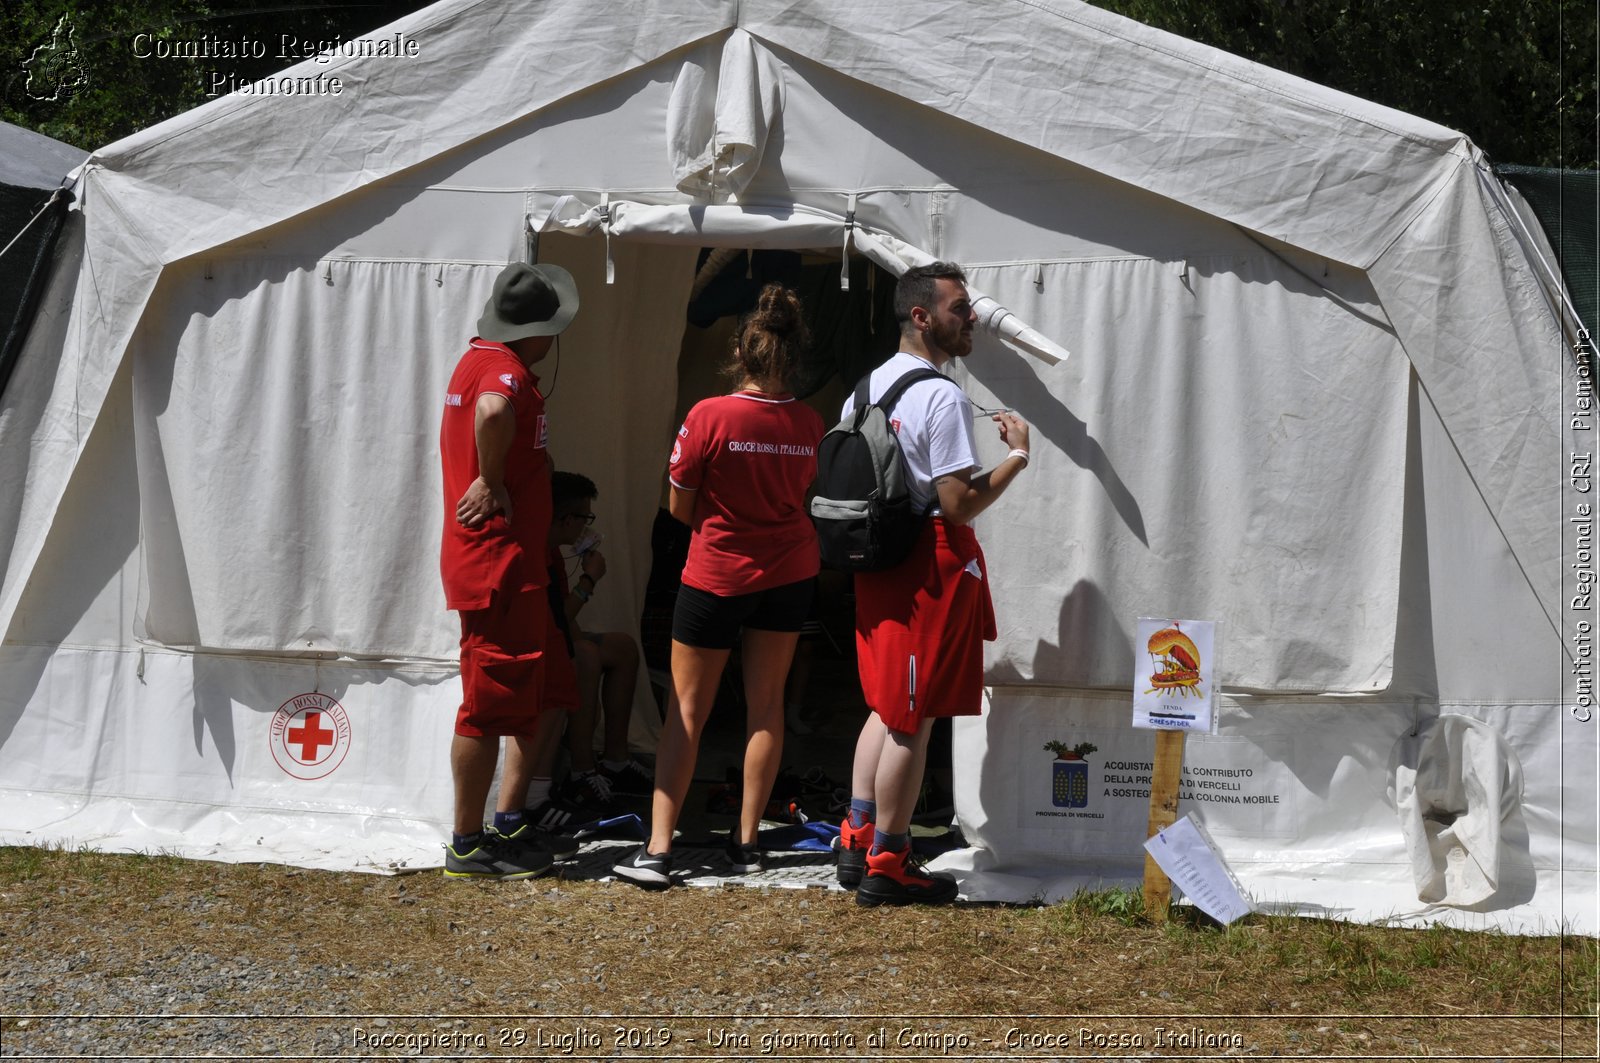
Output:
[
  {"xmin": 856, "ymin": 845, "xmax": 959, "ymax": 907},
  {"xmin": 835, "ymin": 818, "xmax": 872, "ymax": 889}
]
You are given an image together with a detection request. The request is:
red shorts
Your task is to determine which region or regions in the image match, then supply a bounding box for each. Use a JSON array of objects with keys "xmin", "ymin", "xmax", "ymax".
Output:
[
  {"xmin": 853, "ymin": 518, "xmax": 997, "ymax": 734},
  {"xmin": 456, "ymin": 589, "xmax": 548, "ymax": 738}
]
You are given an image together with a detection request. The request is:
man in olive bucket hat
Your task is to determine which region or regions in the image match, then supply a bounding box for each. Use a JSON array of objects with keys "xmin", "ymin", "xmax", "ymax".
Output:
[{"xmin": 438, "ymin": 262, "xmax": 581, "ymax": 879}]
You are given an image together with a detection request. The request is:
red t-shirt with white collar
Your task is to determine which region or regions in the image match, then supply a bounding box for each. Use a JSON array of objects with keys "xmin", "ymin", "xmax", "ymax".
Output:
[
  {"xmin": 439, "ymin": 339, "xmax": 552, "ymax": 610},
  {"xmin": 669, "ymin": 391, "xmax": 824, "ymax": 596}
]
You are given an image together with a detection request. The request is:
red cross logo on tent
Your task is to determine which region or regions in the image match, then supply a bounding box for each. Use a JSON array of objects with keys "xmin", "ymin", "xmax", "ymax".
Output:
[
  {"xmin": 270, "ymin": 693, "xmax": 353, "ymax": 780},
  {"xmin": 287, "ymin": 712, "xmax": 335, "ymax": 761}
]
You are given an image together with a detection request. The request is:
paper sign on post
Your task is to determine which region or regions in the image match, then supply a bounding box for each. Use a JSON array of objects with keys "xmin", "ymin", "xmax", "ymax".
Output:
[
  {"xmin": 1142, "ymin": 813, "xmax": 1253, "ymax": 925},
  {"xmin": 1133, "ymin": 617, "xmax": 1216, "ymax": 732}
]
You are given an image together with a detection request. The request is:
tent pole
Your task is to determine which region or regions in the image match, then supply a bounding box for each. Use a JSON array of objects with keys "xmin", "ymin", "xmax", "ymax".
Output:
[{"xmin": 1142, "ymin": 730, "xmax": 1187, "ymax": 922}]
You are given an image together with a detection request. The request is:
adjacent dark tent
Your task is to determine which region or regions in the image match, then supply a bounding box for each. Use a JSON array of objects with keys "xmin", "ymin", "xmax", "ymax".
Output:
[
  {"xmin": 0, "ymin": 122, "xmax": 83, "ymax": 399},
  {"xmin": 1497, "ymin": 164, "xmax": 1599, "ymax": 341}
]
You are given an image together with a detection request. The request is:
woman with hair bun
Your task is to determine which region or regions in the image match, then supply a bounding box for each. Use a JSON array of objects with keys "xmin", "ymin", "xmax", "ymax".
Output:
[{"xmin": 614, "ymin": 284, "xmax": 824, "ymax": 887}]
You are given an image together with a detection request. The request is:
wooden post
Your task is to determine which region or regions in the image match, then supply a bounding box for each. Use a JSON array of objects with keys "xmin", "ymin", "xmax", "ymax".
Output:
[{"xmin": 1142, "ymin": 729, "xmax": 1187, "ymax": 922}]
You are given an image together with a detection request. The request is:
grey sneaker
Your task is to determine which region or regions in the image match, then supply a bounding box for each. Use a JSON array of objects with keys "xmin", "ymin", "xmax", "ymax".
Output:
[
  {"xmin": 612, "ymin": 844, "xmax": 671, "ymax": 887},
  {"xmin": 725, "ymin": 838, "xmax": 762, "ymax": 874},
  {"xmin": 443, "ymin": 831, "xmax": 552, "ymax": 880}
]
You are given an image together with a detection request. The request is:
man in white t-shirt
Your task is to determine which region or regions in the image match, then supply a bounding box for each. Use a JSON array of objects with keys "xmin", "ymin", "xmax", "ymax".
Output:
[{"xmin": 838, "ymin": 262, "xmax": 1032, "ymax": 907}]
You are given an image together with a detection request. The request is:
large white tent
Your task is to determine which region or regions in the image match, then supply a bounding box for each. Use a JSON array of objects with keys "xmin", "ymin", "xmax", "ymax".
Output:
[{"xmin": 0, "ymin": 0, "xmax": 1590, "ymax": 933}]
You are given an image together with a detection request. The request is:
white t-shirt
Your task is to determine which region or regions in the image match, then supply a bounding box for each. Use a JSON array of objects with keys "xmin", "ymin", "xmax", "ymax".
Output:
[{"xmin": 840, "ymin": 351, "xmax": 979, "ymax": 516}]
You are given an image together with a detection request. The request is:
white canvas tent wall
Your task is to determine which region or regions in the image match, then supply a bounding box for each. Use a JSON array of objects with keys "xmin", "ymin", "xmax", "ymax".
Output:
[{"xmin": 0, "ymin": 0, "xmax": 1590, "ymax": 932}]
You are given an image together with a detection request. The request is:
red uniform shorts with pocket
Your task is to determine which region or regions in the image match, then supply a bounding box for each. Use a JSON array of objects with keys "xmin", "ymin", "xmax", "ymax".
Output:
[
  {"xmin": 456, "ymin": 588, "xmax": 548, "ymax": 738},
  {"xmin": 853, "ymin": 518, "xmax": 997, "ymax": 734}
]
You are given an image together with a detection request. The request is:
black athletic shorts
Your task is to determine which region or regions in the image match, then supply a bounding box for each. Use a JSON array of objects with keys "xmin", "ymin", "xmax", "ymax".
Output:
[{"xmin": 671, "ymin": 578, "xmax": 815, "ymax": 649}]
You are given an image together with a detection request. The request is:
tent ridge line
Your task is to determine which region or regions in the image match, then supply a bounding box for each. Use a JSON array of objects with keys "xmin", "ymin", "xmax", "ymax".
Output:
[
  {"xmin": 200, "ymin": 255, "xmax": 525, "ymax": 269},
  {"xmin": 1006, "ymin": 0, "xmax": 1467, "ymax": 158},
  {"xmin": 962, "ymin": 249, "xmax": 1366, "ymax": 271},
  {"xmin": 964, "ymin": 254, "xmax": 1158, "ymax": 268},
  {"xmin": 0, "ymin": 639, "xmax": 446, "ymax": 675},
  {"xmin": 522, "ymin": 184, "xmax": 967, "ymax": 198},
  {"xmin": 125, "ymin": 636, "xmax": 457, "ymax": 672},
  {"xmin": 985, "ymin": 684, "xmax": 1441, "ymax": 705}
]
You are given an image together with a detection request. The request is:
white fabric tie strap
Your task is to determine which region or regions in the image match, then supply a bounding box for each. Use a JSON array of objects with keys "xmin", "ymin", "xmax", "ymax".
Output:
[
  {"xmin": 598, "ymin": 192, "xmax": 615, "ymax": 285},
  {"xmin": 841, "ymin": 192, "xmax": 858, "ymax": 291}
]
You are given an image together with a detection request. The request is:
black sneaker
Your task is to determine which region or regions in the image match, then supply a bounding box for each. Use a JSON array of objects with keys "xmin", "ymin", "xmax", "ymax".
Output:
[
  {"xmin": 500, "ymin": 814, "xmax": 580, "ymax": 861},
  {"xmin": 834, "ymin": 818, "xmax": 872, "ymax": 889},
  {"xmin": 525, "ymin": 797, "xmax": 581, "ymax": 833},
  {"xmin": 725, "ymin": 838, "xmax": 762, "ymax": 874},
  {"xmin": 612, "ymin": 844, "xmax": 672, "ymax": 887},
  {"xmin": 443, "ymin": 831, "xmax": 553, "ymax": 880},
  {"xmin": 599, "ymin": 758, "xmax": 655, "ymax": 797},
  {"xmin": 855, "ymin": 846, "xmax": 959, "ymax": 907},
  {"xmin": 559, "ymin": 771, "xmax": 616, "ymax": 815}
]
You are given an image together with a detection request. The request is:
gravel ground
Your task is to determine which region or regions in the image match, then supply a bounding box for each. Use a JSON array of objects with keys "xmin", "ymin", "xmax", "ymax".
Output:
[{"xmin": 2, "ymin": 846, "xmax": 1592, "ymax": 1061}]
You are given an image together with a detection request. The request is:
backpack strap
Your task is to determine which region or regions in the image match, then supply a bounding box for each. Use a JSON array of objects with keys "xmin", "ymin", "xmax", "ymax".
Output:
[
  {"xmin": 852, "ymin": 371, "xmax": 874, "ymax": 415},
  {"xmin": 873, "ymin": 367, "xmax": 945, "ymax": 414}
]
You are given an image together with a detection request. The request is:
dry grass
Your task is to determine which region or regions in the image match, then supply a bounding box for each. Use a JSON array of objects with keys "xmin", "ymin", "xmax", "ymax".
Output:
[{"xmin": 1, "ymin": 846, "xmax": 1595, "ymax": 1059}]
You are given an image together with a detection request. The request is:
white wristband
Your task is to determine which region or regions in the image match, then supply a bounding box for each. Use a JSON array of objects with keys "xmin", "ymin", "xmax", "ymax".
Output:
[{"xmin": 1007, "ymin": 448, "xmax": 1030, "ymax": 465}]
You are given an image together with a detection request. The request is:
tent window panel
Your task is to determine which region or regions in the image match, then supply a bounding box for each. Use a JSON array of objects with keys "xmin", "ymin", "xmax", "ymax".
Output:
[
  {"xmin": 129, "ymin": 239, "xmax": 696, "ymax": 662},
  {"xmin": 966, "ymin": 256, "xmax": 1408, "ymax": 694},
  {"xmin": 131, "ymin": 258, "xmax": 489, "ymax": 658}
]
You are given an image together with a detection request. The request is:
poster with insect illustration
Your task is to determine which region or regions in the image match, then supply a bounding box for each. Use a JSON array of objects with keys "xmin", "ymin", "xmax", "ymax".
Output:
[{"xmin": 1132, "ymin": 618, "xmax": 1216, "ymax": 732}]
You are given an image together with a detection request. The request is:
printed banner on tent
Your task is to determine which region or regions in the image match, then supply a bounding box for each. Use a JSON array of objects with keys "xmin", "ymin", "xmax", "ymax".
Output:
[
  {"xmin": 1133, "ymin": 618, "xmax": 1216, "ymax": 732},
  {"xmin": 1022, "ymin": 730, "xmax": 1295, "ymax": 836}
]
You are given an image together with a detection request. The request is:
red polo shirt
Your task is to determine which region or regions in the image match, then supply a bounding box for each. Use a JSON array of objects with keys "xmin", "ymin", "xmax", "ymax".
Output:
[
  {"xmin": 439, "ymin": 339, "xmax": 552, "ymax": 610},
  {"xmin": 668, "ymin": 391, "xmax": 823, "ymax": 596}
]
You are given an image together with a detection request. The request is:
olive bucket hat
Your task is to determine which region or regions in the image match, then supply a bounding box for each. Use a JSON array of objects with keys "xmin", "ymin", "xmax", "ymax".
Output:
[{"xmin": 477, "ymin": 262, "xmax": 579, "ymax": 341}]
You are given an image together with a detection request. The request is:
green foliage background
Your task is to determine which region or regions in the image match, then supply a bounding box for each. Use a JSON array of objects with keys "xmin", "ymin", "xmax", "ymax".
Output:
[{"xmin": 1, "ymin": 0, "xmax": 1595, "ymax": 167}]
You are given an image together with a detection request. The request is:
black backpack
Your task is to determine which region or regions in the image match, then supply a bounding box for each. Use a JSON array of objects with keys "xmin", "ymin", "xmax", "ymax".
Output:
[{"xmin": 809, "ymin": 367, "xmax": 944, "ymax": 571}]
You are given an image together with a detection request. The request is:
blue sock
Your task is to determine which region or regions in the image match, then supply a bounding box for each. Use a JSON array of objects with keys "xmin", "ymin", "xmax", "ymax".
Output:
[
  {"xmin": 848, "ymin": 799, "xmax": 876, "ymax": 830},
  {"xmin": 451, "ymin": 830, "xmax": 485, "ymax": 851},
  {"xmin": 870, "ymin": 829, "xmax": 910, "ymax": 856},
  {"xmin": 492, "ymin": 809, "xmax": 524, "ymax": 832}
]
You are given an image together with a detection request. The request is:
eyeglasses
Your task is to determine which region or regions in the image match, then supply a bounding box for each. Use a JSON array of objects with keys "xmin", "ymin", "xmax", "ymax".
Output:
[
  {"xmin": 564, "ymin": 512, "xmax": 596, "ymax": 524},
  {"xmin": 967, "ymin": 398, "xmax": 1014, "ymax": 417}
]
